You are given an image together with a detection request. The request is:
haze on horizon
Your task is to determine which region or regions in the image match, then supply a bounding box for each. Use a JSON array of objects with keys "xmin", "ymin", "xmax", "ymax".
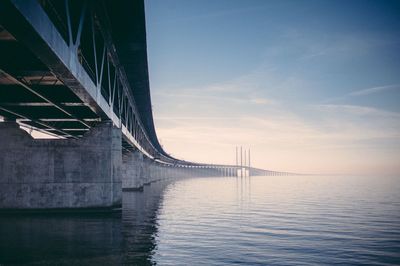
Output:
[{"xmin": 145, "ymin": 0, "xmax": 400, "ymax": 176}]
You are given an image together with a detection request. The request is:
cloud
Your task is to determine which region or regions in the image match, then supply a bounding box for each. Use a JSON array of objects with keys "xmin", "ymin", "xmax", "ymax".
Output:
[
  {"xmin": 155, "ymin": 116, "xmax": 238, "ymax": 120},
  {"xmin": 314, "ymin": 104, "xmax": 400, "ymax": 117},
  {"xmin": 322, "ymin": 84, "xmax": 400, "ymax": 104},
  {"xmin": 250, "ymin": 98, "xmax": 272, "ymax": 105},
  {"xmin": 348, "ymin": 84, "xmax": 400, "ymax": 97}
]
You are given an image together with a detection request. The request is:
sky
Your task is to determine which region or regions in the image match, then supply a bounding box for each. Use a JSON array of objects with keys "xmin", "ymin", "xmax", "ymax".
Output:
[{"xmin": 145, "ymin": 0, "xmax": 400, "ymax": 175}]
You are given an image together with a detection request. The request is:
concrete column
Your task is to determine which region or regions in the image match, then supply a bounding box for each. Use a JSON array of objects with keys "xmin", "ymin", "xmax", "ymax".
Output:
[
  {"xmin": 0, "ymin": 121, "xmax": 122, "ymax": 209},
  {"xmin": 122, "ymin": 150, "xmax": 145, "ymax": 191},
  {"xmin": 142, "ymin": 158, "xmax": 151, "ymax": 184},
  {"xmin": 154, "ymin": 164, "xmax": 159, "ymax": 181}
]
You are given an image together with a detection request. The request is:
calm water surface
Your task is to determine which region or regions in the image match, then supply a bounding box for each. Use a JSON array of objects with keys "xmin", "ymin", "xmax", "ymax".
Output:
[{"xmin": 1, "ymin": 175, "xmax": 399, "ymax": 265}]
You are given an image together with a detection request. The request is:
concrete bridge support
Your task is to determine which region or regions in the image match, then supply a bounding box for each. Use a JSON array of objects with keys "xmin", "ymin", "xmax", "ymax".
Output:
[
  {"xmin": 122, "ymin": 151, "xmax": 145, "ymax": 191},
  {"xmin": 122, "ymin": 153, "xmax": 170, "ymax": 191},
  {"xmin": 0, "ymin": 121, "xmax": 122, "ymax": 209}
]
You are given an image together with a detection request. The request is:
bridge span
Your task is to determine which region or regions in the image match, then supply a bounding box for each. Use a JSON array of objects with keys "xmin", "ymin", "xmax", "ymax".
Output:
[{"xmin": 0, "ymin": 0, "xmax": 278, "ymax": 210}]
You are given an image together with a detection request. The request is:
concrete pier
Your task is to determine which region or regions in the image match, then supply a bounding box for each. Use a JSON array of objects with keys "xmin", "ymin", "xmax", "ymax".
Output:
[
  {"xmin": 122, "ymin": 149, "xmax": 172, "ymax": 191},
  {"xmin": 0, "ymin": 121, "xmax": 122, "ymax": 209},
  {"xmin": 122, "ymin": 151, "xmax": 145, "ymax": 191}
]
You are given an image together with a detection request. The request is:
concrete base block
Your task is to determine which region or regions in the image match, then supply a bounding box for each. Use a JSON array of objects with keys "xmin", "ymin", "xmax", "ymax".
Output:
[{"xmin": 0, "ymin": 122, "xmax": 122, "ymax": 209}]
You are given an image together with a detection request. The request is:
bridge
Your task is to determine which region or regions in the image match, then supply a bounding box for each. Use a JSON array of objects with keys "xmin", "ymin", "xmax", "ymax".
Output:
[{"xmin": 0, "ymin": 0, "xmax": 280, "ymax": 210}]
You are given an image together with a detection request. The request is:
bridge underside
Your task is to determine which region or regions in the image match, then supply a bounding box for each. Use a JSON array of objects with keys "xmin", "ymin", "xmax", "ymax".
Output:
[{"xmin": 0, "ymin": 25, "xmax": 101, "ymax": 138}]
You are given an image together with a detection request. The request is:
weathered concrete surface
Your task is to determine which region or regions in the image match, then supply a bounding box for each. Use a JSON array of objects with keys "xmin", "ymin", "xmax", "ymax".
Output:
[
  {"xmin": 0, "ymin": 121, "xmax": 122, "ymax": 209},
  {"xmin": 122, "ymin": 151, "xmax": 169, "ymax": 191},
  {"xmin": 122, "ymin": 151, "xmax": 145, "ymax": 190}
]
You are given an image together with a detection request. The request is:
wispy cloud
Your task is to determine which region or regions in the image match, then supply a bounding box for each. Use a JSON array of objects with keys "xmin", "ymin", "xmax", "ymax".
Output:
[
  {"xmin": 348, "ymin": 84, "xmax": 400, "ymax": 97},
  {"xmin": 250, "ymin": 98, "xmax": 272, "ymax": 105},
  {"xmin": 154, "ymin": 91, "xmax": 275, "ymax": 107},
  {"xmin": 314, "ymin": 104, "xmax": 400, "ymax": 117},
  {"xmin": 322, "ymin": 84, "xmax": 400, "ymax": 104},
  {"xmin": 155, "ymin": 116, "xmax": 238, "ymax": 120}
]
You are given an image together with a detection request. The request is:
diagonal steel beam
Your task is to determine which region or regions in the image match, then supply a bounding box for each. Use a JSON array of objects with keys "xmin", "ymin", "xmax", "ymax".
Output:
[
  {"xmin": 0, "ymin": 69, "xmax": 91, "ymax": 128},
  {"xmin": 0, "ymin": 106, "xmax": 77, "ymax": 138},
  {"xmin": 39, "ymin": 118, "xmax": 100, "ymax": 122},
  {"xmin": 0, "ymin": 102, "xmax": 88, "ymax": 107}
]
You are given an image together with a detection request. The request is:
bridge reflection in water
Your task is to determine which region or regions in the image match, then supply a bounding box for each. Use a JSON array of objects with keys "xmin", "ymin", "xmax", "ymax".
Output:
[{"xmin": 0, "ymin": 179, "xmax": 171, "ymax": 265}]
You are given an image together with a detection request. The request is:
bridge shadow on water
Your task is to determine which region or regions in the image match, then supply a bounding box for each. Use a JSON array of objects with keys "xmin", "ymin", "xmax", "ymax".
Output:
[{"xmin": 0, "ymin": 179, "xmax": 174, "ymax": 265}]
